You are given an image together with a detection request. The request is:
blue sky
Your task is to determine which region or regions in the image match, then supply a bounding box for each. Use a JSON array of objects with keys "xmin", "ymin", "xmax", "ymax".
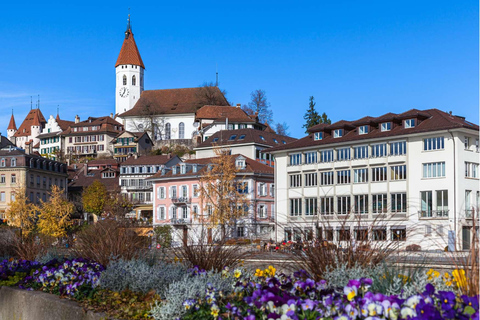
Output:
[{"xmin": 0, "ymin": 1, "xmax": 478, "ymax": 138}]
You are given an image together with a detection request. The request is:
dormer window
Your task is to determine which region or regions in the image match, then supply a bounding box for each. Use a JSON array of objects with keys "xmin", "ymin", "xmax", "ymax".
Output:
[
  {"xmin": 358, "ymin": 126, "xmax": 368, "ymax": 135},
  {"xmin": 404, "ymin": 119, "xmax": 415, "ymax": 128},
  {"xmin": 381, "ymin": 122, "xmax": 391, "ymax": 132},
  {"xmin": 273, "ymin": 138, "xmax": 278, "ymax": 143},
  {"xmin": 228, "ymin": 135, "xmax": 237, "ymax": 141},
  {"xmin": 192, "ymin": 164, "xmax": 198, "ymax": 173},
  {"xmin": 180, "ymin": 164, "xmax": 186, "ymax": 174},
  {"xmin": 212, "ymin": 138, "xmax": 219, "ymax": 143},
  {"xmin": 236, "ymin": 159, "xmax": 246, "ymax": 169},
  {"xmin": 259, "ymin": 135, "xmax": 265, "ymax": 141},
  {"xmin": 333, "ymin": 129, "xmax": 343, "ymax": 138},
  {"xmin": 314, "ymin": 132, "xmax": 323, "ymax": 141},
  {"xmin": 238, "ymin": 135, "xmax": 246, "ymax": 140},
  {"xmin": 282, "ymin": 140, "xmax": 286, "ymax": 144}
]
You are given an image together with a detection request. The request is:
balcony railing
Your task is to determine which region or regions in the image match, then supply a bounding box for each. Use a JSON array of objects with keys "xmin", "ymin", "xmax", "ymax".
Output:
[
  {"xmin": 125, "ymin": 185, "xmax": 152, "ymax": 191},
  {"xmin": 418, "ymin": 210, "xmax": 449, "ymax": 219},
  {"xmin": 171, "ymin": 197, "xmax": 191, "ymax": 205},
  {"xmin": 170, "ymin": 218, "xmax": 191, "ymax": 225},
  {"xmin": 465, "ymin": 209, "xmax": 475, "ymax": 219}
]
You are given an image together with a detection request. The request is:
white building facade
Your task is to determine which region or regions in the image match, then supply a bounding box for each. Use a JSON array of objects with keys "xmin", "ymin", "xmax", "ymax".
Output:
[{"xmin": 269, "ymin": 109, "xmax": 479, "ymax": 251}]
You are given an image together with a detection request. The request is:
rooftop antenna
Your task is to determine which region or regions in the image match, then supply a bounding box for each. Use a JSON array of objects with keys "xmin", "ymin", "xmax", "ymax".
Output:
[
  {"xmin": 37, "ymin": 94, "xmax": 40, "ymax": 109},
  {"xmin": 30, "ymin": 96, "xmax": 32, "ymax": 110},
  {"xmin": 215, "ymin": 63, "xmax": 218, "ymax": 87},
  {"xmin": 57, "ymin": 105, "xmax": 60, "ymax": 117}
]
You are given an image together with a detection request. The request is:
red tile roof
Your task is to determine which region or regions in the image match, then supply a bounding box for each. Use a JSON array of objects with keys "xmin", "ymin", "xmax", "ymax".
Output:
[
  {"xmin": 118, "ymin": 87, "xmax": 228, "ymax": 117},
  {"xmin": 195, "ymin": 106, "xmax": 255, "ymax": 123},
  {"xmin": 14, "ymin": 109, "xmax": 46, "ymax": 137},
  {"xmin": 7, "ymin": 114, "xmax": 17, "ymax": 130},
  {"xmin": 61, "ymin": 116, "xmax": 123, "ymax": 135},
  {"xmin": 121, "ymin": 154, "xmax": 176, "ymax": 166},
  {"xmin": 269, "ymin": 108, "xmax": 479, "ymax": 153},
  {"xmin": 115, "ymin": 29, "xmax": 145, "ymax": 69},
  {"xmin": 196, "ymin": 128, "xmax": 297, "ymax": 149}
]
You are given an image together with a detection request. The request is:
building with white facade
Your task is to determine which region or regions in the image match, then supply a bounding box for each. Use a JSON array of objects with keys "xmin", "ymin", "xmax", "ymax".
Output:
[
  {"xmin": 8, "ymin": 109, "xmax": 46, "ymax": 151},
  {"xmin": 268, "ymin": 109, "xmax": 479, "ymax": 251},
  {"xmin": 38, "ymin": 114, "xmax": 75, "ymax": 160}
]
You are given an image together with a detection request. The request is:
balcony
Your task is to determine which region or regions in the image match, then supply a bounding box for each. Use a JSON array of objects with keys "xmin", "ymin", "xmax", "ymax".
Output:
[
  {"xmin": 465, "ymin": 209, "xmax": 477, "ymax": 219},
  {"xmin": 418, "ymin": 210, "xmax": 449, "ymax": 219},
  {"xmin": 170, "ymin": 218, "xmax": 192, "ymax": 225},
  {"xmin": 171, "ymin": 197, "xmax": 191, "ymax": 205},
  {"xmin": 125, "ymin": 185, "xmax": 152, "ymax": 191}
]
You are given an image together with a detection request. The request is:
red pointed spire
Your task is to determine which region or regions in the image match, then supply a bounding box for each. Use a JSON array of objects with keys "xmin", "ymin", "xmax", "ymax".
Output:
[
  {"xmin": 115, "ymin": 14, "xmax": 145, "ymax": 69},
  {"xmin": 7, "ymin": 113, "xmax": 17, "ymax": 130}
]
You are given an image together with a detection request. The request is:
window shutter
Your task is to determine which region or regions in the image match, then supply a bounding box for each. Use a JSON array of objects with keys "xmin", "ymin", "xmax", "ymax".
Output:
[{"xmin": 257, "ymin": 183, "xmax": 260, "ymax": 196}]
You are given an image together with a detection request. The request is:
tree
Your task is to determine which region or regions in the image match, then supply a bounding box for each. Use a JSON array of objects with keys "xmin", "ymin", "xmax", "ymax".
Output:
[
  {"xmin": 198, "ymin": 149, "xmax": 249, "ymax": 239},
  {"xmin": 242, "ymin": 89, "xmax": 273, "ymax": 125},
  {"xmin": 303, "ymin": 96, "xmax": 331, "ymax": 133},
  {"xmin": 82, "ymin": 180, "xmax": 108, "ymax": 219},
  {"xmin": 275, "ymin": 122, "xmax": 290, "ymax": 136},
  {"xmin": 195, "ymin": 82, "xmax": 230, "ymax": 108},
  {"xmin": 130, "ymin": 98, "xmax": 167, "ymax": 142},
  {"xmin": 4, "ymin": 184, "xmax": 37, "ymax": 237},
  {"xmin": 153, "ymin": 225, "xmax": 173, "ymax": 248},
  {"xmin": 37, "ymin": 185, "xmax": 74, "ymax": 239},
  {"xmin": 105, "ymin": 187, "xmax": 134, "ymax": 220}
]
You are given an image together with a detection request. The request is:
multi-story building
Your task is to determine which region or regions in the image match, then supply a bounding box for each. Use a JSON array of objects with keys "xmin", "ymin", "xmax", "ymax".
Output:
[
  {"xmin": 118, "ymin": 154, "xmax": 181, "ymax": 220},
  {"xmin": 148, "ymin": 154, "xmax": 275, "ymax": 245},
  {"xmin": 194, "ymin": 128, "xmax": 297, "ymax": 167},
  {"xmin": 38, "ymin": 114, "xmax": 75, "ymax": 160},
  {"xmin": 0, "ymin": 145, "xmax": 68, "ymax": 219},
  {"xmin": 268, "ymin": 109, "xmax": 479, "ymax": 251},
  {"xmin": 111, "ymin": 131, "xmax": 154, "ymax": 162},
  {"xmin": 8, "ymin": 108, "xmax": 47, "ymax": 151},
  {"xmin": 63, "ymin": 115, "xmax": 124, "ymax": 160}
]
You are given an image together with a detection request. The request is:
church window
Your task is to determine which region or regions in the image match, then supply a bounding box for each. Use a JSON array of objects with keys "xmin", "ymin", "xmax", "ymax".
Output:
[
  {"xmin": 123, "ymin": 75, "xmax": 127, "ymax": 85},
  {"xmin": 132, "ymin": 75, "xmax": 136, "ymax": 86},
  {"xmin": 179, "ymin": 122, "xmax": 185, "ymax": 139},
  {"xmin": 165, "ymin": 123, "xmax": 171, "ymax": 140}
]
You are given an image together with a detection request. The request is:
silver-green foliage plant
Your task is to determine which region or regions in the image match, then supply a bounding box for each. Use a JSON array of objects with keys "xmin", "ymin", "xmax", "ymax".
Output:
[
  {"xmin": 99, "ymin": 258, "xmax": 187, "ymax": 297},
  {"xmin": 323, "ymin": 257, "xmax": 381, "ymax": 288},
  {"xmin": 150, "ymin": 270, "xmax": 233, "ymax": 320},
  {"xmin": 36, "ymin": 247, "xmax": 74, "ymax": 264}
]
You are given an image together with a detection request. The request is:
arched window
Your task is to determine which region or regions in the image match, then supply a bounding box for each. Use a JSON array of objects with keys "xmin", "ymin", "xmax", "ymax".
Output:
[
  {"xmin": 165, "ymin": 123, "xmax": 171, "ymax": 140},
  {"xmin": 132, "ymin": 75, "xmax": 136, "ymax": 86},
  {"xmin": 123, "ymin": 75, "xmax": 127, "ymax": 85},
  {"xmin": 179, "ymin": 122, "xmax": 185, "ymax": 139}
]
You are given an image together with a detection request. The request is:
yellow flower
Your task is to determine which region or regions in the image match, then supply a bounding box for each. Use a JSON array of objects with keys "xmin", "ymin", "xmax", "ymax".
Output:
[
  {"xmin": 234, "ymin": 269, "xmax": 242, "ymax": 278},
  {"xmin": 254, "ymin": 269, "xmax": 264, "ymax": 277},
  {"xmin": 347, "ymin": 290, "xmax": 356, "ymax": 301},
  {"xmin": 398, "ymin": 274, "xmax": 409, "ymax": 284},
  {"xmin": 452, "ymin": 269, "xmax": 467, "ymax": 289},
  {"xmin": 211, "ymin": 305, "xmax": 219, "ymax": 318}
]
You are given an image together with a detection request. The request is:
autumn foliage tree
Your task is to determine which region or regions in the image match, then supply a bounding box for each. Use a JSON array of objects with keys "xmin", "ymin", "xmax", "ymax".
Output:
[
  {"xmin": 5, "ymin": 184, "xmax": 37, "ymax": 237},
  {"xmin": 198, "ymin": 149, "xmax": 249, "ymax": 239},
  {"xmin": 82, "ymin": 180, "xmax": 108, "ymax": 219},
  {"xmin": 37, "ymin": 185, "xmax": 74, "ymax": 239}
]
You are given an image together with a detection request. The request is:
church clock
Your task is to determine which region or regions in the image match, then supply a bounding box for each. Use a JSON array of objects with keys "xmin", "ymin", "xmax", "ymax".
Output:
[{"xmin": 119, "ymin": 87, "xmax": 129, "ymax": 98}]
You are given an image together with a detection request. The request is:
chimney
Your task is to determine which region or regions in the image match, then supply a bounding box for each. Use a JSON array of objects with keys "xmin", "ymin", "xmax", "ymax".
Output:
[
  {"xmin": 75, "ymin": 115, "xmax": 80, "ymax": 123},
  {"xmin": 167, "ymin": 153, "xmax": 172, "ymax": 159},
  {"xmin": 110, "ymin": 113, "xmax": 114, "ymax": 118},
  {"xmin": 83, "ymin": 163, "xmax": 87, "ymax": 176},
  {"xmin": 236, "ymin": 103, "xmax": 241, "ymax": 108},
  {"xmin": 134, "ymin": 153, "xmax": 138, "ymax": 159}
]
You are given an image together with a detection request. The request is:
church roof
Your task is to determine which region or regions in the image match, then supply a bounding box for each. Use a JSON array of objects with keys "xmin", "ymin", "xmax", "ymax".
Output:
[
  {"xmin": 7, "ymin": 114, "xmax": 17, "ymax": 130},
  {"xmin": 118, "ymin": 87, "xmax": 229, "ymax": 117},
  {"xmin": 115, "ymin": 26, "xmax": 145, "ymax": 69},
  {"xmin": 195, "ymin": 105, "xmax": 256, "ymax": 123},
  {"xmin": 13, "ymin": 109, "xmax": 46, "ymax": 137}
]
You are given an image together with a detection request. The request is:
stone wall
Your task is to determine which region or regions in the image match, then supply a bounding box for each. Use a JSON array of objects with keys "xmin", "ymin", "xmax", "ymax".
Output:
[{"xmin": 0, "ymin": 286, "xmax": 107, "ymax": 320}]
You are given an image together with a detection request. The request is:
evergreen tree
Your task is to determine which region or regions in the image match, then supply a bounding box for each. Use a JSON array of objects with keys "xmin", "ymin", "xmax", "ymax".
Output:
[{"xmin": 302, "ymin": 96, "xmax": 330, "ymax": 133}]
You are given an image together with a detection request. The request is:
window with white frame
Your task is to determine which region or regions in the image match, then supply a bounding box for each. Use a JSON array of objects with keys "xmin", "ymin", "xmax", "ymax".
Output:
[
  {"xmin": 270, "ymin": 184, "xmax": 275, "ymax": 197},
  {"xmin": 354, "ymin": 168, "xmax": 368, "ymax": 183},
  {"xmin": 258, "ymin": 183, "xmax": 267, "ymax": 196},
  {"xmin": 358, "ymin": 125, "xmax": 368, "ymax": 135},
  {"xmin": 371, "ymin": 143, "xmax": 387, "ymax": 158},
  {"xmin": 436, "ymin": 190, "xmax": 448, "ymax": 216},
  {"xmin": 337, "ymin": 196, "xmax": 351, "ymax": 215},
  {"xmin": 320, "ymin": 197, "xmax": 334, "ymax": 214},
  {"xmin": 193, "ymin": 205, "xmax": 198, "ymax": 215},
  {"xmin": 181, "ymin": 185, "xmax": 188, "ymax": 198},
  {"xmin": 390, "ymin": 141, "xmax": 406, "ymax": 155},
  {"xmin": 404, "ymin": 119, "xmax": 415, "ymax": 128},
  {"xmin": 171, "ymin": 207, "xmax": 177, "ymax": 219},
  {"xmin": 319, "ymin": 149, "xmax": 334, "ymax": 162},
  {"xmin": 423, "ymin": 137, "xmax": 444, "ymax": 151},
  {"xmin": 158, "ymin": 206, "xmax": 166, "ymax": 220},
  {"xmin": 353, "ymin": 145, "xmax": 368, "ymax": 159},
  {"xmin": 182, "ymin": 206, "xmax": 188, "ymax": 219},
  {"xmin": 465, "ymin": 162, "xmax": 479, "ymax": 178},
  {"xmin": 258, "ymin": 205, "xmax": 267, "ymax": 218},
  {"xmin": 381, "ymin": 122, "xmax": 391, "ymax": 132},
  {"xmin": 305, "ymin": 198, "xmax": 317, "ymax": 215},
  {"xmin": 333, "ymin": 129, "xmax": 343, "ymax": 138},
  {"xmin": 237, "ymin": 181, "xmax": 249, "ymax": 194},
  {"xmin": 0, "ymin": 159, "xmax": 4, "ymax": 167},
  {"xmin": 289, "ymin": 174, "xmax": 302, "ymax": 188},
  {"xmin": 354, "ymin": 195, "xmax": 368, "ymax": 214},
  {"xmin": 170, "ymin": 186, "xmax": 177, "ymax": 198},
  {"xmin": 372, "ymin": 194, "xmax": 387, "ymax": 214},
  {"xmin": 464, "ymin": 136, "xmax": 470, "ymax": 150},
  {"xmin": 476, "ymin": 139, "xmax": 479, "ymax": 152},
  {"xmin": 320, "ymin": 171, "xmax": 334, "ymax": 185},
  {"xmin": 390, "ymin": 165, "xmax": 407, "ymax": 180},
  {"xmin": 289, "ymin": 153, "xmax": 302, "ymax": 165},
  {"xmin": 304, "ymin": 151, "xmax": 317, "ymax": 164},
  {"xmin": 192, "ymin": 184, "xmax": 199, "ymax": 197},
  {"xmin": 304, "ymin": 172, "xmax": 317, "ymax": 187},
  {"xmin": 391, "ymin": 193, "xmax": 407, "ymax": 213},
  {"xmin": 158, "ymin": 187, "xmax": 165, "ymax": 199},
  {"xmin": 372, "ymin": 167, "xmax": 387, "ymax": 182},
  {"xmin": 290, "ymin": 198, "xmax": 302, "ymax": 216},
  {"xmin": 423, "ymin": 162, "xmax": 445, "ymax": 178},
  {"xmin": 336, "ymin": 170, "xmax": 350, "ymax": 184},
  {"xmin": 336, "ymin": 147, "xmax": 351, "ymax": 161},
  {"xmin": 314, "ymin": 132, "xmax": 323, "ymax": 140},
  {"xmin": 11, "ymin": 158, "xmax": 16, "ymax": 167},
  {"xmin": 421, "ymin": 191, "xmax": 433, "ymax": 217}
]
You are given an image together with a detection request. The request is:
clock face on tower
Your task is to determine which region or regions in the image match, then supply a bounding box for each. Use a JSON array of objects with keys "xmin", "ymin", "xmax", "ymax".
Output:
[{"xmin": 119, "ymin": 87, "xmax": 129, "ymax": 98}]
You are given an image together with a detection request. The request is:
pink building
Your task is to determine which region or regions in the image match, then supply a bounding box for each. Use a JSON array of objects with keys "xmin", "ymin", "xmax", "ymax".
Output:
[{"xmin": 148, "ymin": 154, "xmax": 275, "ymax": 244}]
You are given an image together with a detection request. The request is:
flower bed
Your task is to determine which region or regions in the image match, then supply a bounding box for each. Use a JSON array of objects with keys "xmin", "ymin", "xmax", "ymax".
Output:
[{"xmin": 0, "ymin": 257, "xmax": 478, "ymax": 320}]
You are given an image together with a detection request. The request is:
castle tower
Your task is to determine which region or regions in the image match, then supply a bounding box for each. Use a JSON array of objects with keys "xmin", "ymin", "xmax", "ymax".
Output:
[
  {"xmin": 30, "ymin": 109, "xmax": 42, "ymax": 146},
  {"xmin": 7, "ymin": 113, "xmax": 17, "ymax": 144},
  {"xmin": 115, "ymin": 14, "xmax": 145, "ymax": 116}
]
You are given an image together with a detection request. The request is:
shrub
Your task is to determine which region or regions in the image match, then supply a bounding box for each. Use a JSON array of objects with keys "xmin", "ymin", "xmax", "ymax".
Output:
[
  {"xmin": 150, "ymin": 269, "xmax": 233, "ymax": 320},
  {"xmin": 0, "ymin": 228, "xmax": 17, "ymax": 259},
  {"xmin": 99, "ymin": 258, "xmax": 187, "ymax": 298},
  {"xmin": 323, "ymin": 258, "xmax": 381, "ymax": 289},
  {"xmin": 73, "ymin": 220, "xmax": 149, "ymax": 266},
  {"xmin": 12, "ymin": 232, "xmax": 52, "ymax": 261},
  {"xmin": 36, "ymin": 246, "xmax": 74, "ymax": 264},
  {"xmin": 406, "ymin": 244, "xmax": 421, "ymax": 251}
]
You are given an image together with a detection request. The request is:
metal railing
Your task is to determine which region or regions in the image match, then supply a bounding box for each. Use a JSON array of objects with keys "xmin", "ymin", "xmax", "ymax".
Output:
[
  {"xmin": 418, "ymin": 210, "xmax": 449, "ymax": 218},
  {"xmin": 171, "ymin": 197, "xmax": 191, "ymax": 204},
  {"xmin": 170, "ymin": 218, "xmax": 192, "ymax": 225}
]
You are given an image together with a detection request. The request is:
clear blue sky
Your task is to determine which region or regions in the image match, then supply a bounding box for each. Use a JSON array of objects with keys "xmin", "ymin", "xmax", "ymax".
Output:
[{"xmin": 0, "ymin": 1, "xmax": 478, "ymax": 138}]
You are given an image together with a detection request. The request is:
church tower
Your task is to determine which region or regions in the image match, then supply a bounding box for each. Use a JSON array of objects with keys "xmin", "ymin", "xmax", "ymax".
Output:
[
  {"xmin": 7, "ymin": 113, "xmax": 17, "ymax": 144},
  {"xmin": 115, "ymin": 14, "xmax": 145, "ymax": 116}
]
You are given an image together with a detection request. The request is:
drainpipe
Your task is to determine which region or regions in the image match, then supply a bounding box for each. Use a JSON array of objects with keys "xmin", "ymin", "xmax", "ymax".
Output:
[{"xmin": 448, "ymin": 130, "xmax": 457, "ymax": 251}]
